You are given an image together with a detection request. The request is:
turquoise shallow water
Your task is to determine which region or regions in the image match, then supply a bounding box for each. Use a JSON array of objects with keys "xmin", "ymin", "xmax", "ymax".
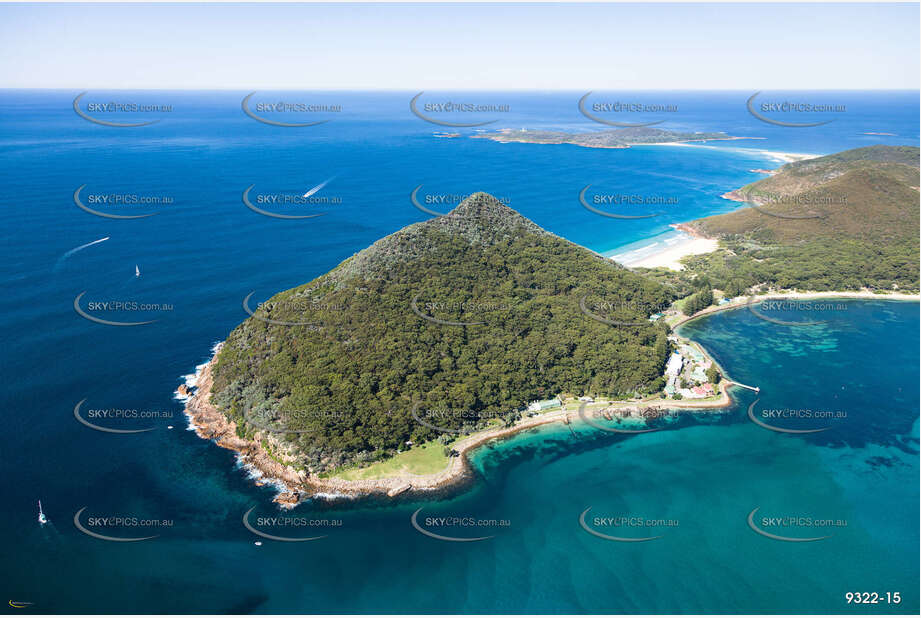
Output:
[
  {"xmin": 1, "ymin": 91, "xmax": 918, "ymax": 613},
  {"xmin": 7, "ymin": 302, "xmax": 918, "ymax": 614}
]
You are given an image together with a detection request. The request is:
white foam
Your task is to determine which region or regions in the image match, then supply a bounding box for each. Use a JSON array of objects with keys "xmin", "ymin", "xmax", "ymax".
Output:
[
  {"xmin": 311, "ymin": 491, "xmax": 357, "ymax": 501},
  {"xmin": 233, "ymin": 453, "xmax": 296, "ymax": 507}
]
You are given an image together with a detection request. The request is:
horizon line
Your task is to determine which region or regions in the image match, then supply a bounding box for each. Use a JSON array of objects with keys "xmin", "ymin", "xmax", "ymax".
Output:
[{"xmin": 2, "ymin": 87, "xmax": 919, "ymax": 92}]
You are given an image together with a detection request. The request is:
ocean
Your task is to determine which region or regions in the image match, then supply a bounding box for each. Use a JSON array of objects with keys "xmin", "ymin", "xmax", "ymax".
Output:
[{"xmin": 0, "ymin": 90, "xmax": 917, "ymax": 614}]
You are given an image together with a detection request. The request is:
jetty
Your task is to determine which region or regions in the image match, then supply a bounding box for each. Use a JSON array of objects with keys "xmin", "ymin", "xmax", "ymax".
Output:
[{"xmin": 728, "ymin": 381, "xmax": 760, "ymax": 393}]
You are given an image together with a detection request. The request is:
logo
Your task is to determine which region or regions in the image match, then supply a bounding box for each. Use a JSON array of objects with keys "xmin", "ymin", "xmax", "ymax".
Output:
[
  {"xmin": 749, "ymin": 203, "xmax": 825, "ymax": 220},
  {"xmin": 73, "ymin": 92, "xmax": 164, "ymax": 127},
  {"xmin": 579, "ymin": 295, "xmax": 650, "ymax": 327},
  {"xmin": 746, "ymin": 296, "xmax": 826, "ymax": 327},
  {"xmin": 73, "ymin": 292, "xmax": 160, "ymax": 327},
  {"xmin": 746, "ymin": 399, "xmax": 833, "ymax": 434},
  {"xmin": 242, "ymin": 506, "xmax": 329, "ymax": 542},
  {"xmin": 409, "ymin": 92, "xmax": 502, "ymax": 127},
  {"xmin": 747, "ymin": 507, "xmax": 837, "ymax": 542},
  {"xmin": 73, "ymin": 184, "xmax": 160, "ymax": 219},
  {"xmin": 578, "ymin": 185, "xmax": 664, "ymax": 219},
  {"xmin": 410, "ymin": 508, "xmax": 502, "ymax": 542},
  {"xmin": 578, "ymin": 507, "xmax": 666, "ymax": 542},
  {"xmin": 242, "ymin": 292, "xmax": 320, "ymax": 327},
  {"xmin": 241, "ymin": 182, "xmax": 333, "ymax": 220},
  {"xmin": 240, "ymin": 407, "xmax": 340, "ymax": 434},
  {"xmin": 241, "ymin": 92, "xmax": 333, "ymax": 127},
  {"xmin": 410, "ymin": 292, "xmax": 485, "ymax": 327},
  {"xmin": 578, "ymin": 92, "xmax": 665, "ymax": 128},
  {"xmin": 73, "ymin": 507, "xmax": 161, "ymax": 542},
  {"xmin": 73, "ymin": 399, "xmax": 156, "ymax": 434},
  {"xmin": 746, "ymin": 91, "xmax": 837, "ymax": 128},
  {"xmin": 410, "ymin": 185, "xmax": 508, "ymax": 218}
]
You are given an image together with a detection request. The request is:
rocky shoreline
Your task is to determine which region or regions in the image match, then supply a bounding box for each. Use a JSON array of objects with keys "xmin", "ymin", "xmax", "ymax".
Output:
[{"xmin": 180, "ymin": 344, "xmax": 736, "ymax": 507}]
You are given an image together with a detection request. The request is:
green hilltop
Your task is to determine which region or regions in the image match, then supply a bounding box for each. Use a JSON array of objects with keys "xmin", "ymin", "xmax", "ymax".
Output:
[
  {"xmin": 645, "ymin": 145, "xmax": 920, "ymax": 295},
  {"xmin": 211, "ymin": 193, "xmax": 673, "ymax": 472}
]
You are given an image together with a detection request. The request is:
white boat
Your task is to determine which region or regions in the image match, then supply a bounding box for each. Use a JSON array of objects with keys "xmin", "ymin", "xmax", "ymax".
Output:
[
  {"xmin": 135, "ymin": 265, "xmax": 140, "ymax": 277},
  {"xmin": 38, "ymin": 500, "xmax": 47, "ymax": 525}
]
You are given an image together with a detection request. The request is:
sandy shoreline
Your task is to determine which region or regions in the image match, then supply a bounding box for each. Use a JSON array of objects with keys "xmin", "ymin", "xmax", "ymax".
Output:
[
  {"xmin": 641, "ymin": 142, "xmax": 819, "ymax": 164},
  {"xmin": 611, "ymin": 224, "xmax": 718, "ymax": 271},
  {"xmin": 672, "ymin": 290, "xmax": 920, "ymax": 330},
  {"xmin": 181, "ymin": 291, "xmax": 917, "ymax": 506}
]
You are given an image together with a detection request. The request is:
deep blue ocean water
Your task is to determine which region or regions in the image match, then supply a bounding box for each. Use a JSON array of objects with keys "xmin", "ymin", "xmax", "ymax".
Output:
[{"xmin": 0, "ymin": 90, "xmax": 918, "ymax": 614}]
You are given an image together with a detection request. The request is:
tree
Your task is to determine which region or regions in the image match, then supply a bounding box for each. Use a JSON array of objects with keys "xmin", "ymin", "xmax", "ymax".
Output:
[
  {"xmin": 706, "ymin": 366, "xmax": 721, "ymax": 384},
  {"xmin": 683, "ymin": 289, "xmax": 715, "ymax": 315}
]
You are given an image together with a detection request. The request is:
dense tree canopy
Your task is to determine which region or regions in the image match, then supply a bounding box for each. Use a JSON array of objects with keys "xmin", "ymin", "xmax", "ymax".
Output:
[{"xmin": 211, "ymin": 194, "xmax": 675, "ymax": 472}]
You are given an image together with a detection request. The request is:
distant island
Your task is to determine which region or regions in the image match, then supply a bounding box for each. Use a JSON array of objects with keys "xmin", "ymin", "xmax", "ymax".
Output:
[{"xmin": 472, "ymin": 126, "xmax": 757, "ymax": 149}]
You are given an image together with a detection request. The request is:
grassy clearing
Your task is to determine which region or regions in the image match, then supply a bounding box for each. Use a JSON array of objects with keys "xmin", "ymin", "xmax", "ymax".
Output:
[{"xmin": 332, "ymin": 441, "xmax": 451, "ymax": 481}]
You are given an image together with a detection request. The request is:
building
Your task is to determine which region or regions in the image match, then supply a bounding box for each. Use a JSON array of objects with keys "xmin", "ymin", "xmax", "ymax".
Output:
[
  {"xmin": 691, "ymin": 383, "xmax": 715, "ymax": 397},
  {"xmin": 680, "ymin": 345, "xmax": 705, "ymax": 364},
  {"xmin": 664, "ymin": 377, "xmax": 677, "ymax": 396},
  {"xmin": 665, "ymin": 353, "xmax": 683, "ymax": 377},
  {"xmin": 528, "ymin": 398, "xmax": 562, "ymax": 412},
  {"xmin": 690, "ymin": 366, "xmax": 709, "ymax": 384}
]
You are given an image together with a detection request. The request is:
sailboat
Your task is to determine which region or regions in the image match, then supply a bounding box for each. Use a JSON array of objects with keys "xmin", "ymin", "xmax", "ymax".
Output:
[
  {"xmin": 135, "ymin": 264, "xmax": 140, "ymax": 277},
  {"xmin": 38, "ymin": 500, "xmax": 47, "ymax": 525}
]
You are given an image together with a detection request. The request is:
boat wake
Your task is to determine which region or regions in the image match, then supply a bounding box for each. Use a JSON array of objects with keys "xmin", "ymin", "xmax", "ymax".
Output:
[{"xmin": 53, "ymin": 236, "xmax": 109, "ymax": 271}]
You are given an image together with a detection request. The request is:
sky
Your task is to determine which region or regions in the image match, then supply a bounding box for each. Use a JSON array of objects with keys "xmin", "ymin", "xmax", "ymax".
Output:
[{"xmin": 0, "ymin": 2, "xmax": 918, "ymax": 90}]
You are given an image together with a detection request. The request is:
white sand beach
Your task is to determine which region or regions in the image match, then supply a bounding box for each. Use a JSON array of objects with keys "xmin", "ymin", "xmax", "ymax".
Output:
[
  {"xmin": 610, "ymin": 229, "xmax": 718, "ymax": 271},
  {"xmin": 643, "ymin": 141, "xmax": 820, "ymax": 164}
]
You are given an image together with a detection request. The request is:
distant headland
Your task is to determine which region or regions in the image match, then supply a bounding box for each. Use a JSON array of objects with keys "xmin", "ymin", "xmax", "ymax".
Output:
[{"xmin": 471, "ymin": 126, "xmax": 760, "ymax": 149}]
